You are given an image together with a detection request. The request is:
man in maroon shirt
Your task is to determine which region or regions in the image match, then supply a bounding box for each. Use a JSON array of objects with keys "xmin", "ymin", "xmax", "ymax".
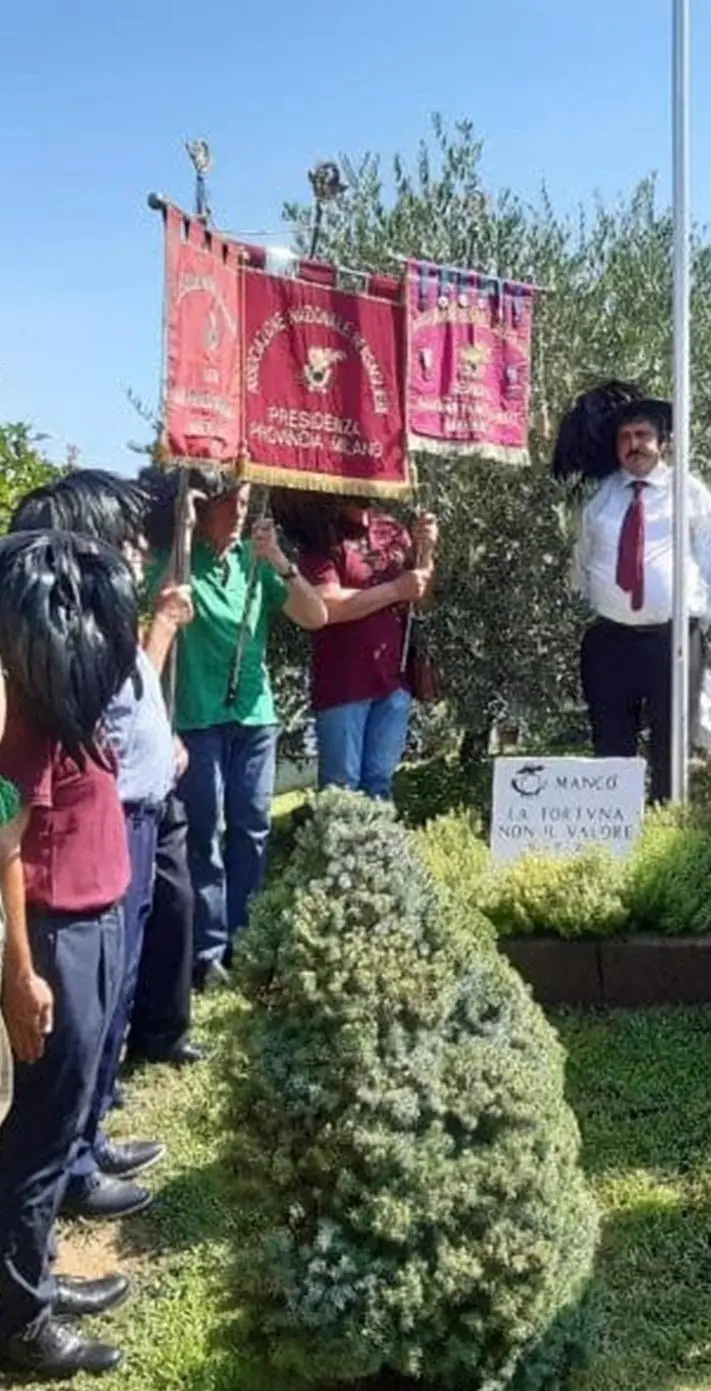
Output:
[
  {"xmin": 297, "ymin": 499, "xmax": 437, "ymax": 797},
  {"xmin": 0, "ymin": 531, "xmax": 138, "ymax": 1379}
]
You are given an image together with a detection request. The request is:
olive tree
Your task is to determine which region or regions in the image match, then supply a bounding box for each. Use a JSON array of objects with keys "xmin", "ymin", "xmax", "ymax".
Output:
[
  {"xmin": 274, "ymin": 118, "xmax": 711, "ymax": 754},
  {"xmin": 0, "ymin": 423, "xmax": 58, "ymax": 531}
]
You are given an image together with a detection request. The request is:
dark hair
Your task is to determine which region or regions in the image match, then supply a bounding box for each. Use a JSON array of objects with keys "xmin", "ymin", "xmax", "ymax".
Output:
[
  {"xmin": 138, "ymin": 464, "xmax": 245, "ymax": 551},
  {"xmin": 617, "ymin": 410, "xmax": 671, "ymax": 446},
  {"xmin": 270, "ymin": 489, "xmax": 367, "ymax": 557},
  {"xmin": 552, "ymin": 380, "xmax": 645, "ymax": 480},
  {"xmin": 0, "ymin": 530, "xmax": 139, "ymax": 766},
  {"xmin": 10, "ymin": 469, "xmax": 148, "ymax": 552}
]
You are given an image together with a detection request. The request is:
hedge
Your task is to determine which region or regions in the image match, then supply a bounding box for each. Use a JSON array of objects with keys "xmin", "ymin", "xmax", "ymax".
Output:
[{"xmin": 411, "ymin": 802, "xmax": 711, "ymax": 941}]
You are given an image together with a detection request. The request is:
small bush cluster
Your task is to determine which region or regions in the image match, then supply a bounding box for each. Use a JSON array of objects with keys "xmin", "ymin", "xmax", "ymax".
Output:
[
  {"xmin": 623, "ymin": 805, "xmax": 711, "ymax": 935},
  {"xmin": 413, "ymin": 807, "xmax": 494, "ymax": 944},
  {"xmin": 234, "ymin": 790, "xmax": 599, "ymax": 1391},
  {"xmin": 413, "ymin": 800, "xmax": 711, "ymax": 941},
  {"xmin": 482, "ymin": 849, "xmax": 627, "ymax": 940}
]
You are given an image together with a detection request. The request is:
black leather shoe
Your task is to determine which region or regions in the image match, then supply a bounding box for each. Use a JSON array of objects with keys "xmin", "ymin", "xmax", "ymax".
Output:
[
  {"xmin": 62, "ymin": 1174, "xmax": 153, "ymax": 1221},
  {"xmin": 55, "ymin": 1274, "xmax": 131, "ymax": 1319},
  {"xmin": 0, "ymin": 1317, "xmax": 122, "ymax": 1377},
  {"xmin": 97, "ymin": 1139, "xmax": 166, "ymax": 1179},
  {"xmin": 126, "ymin": 1038, "xmax": 204, "ymax": 1067}
]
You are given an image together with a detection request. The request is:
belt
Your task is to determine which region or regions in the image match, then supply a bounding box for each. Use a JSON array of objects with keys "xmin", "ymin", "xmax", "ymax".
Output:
[{"xmin": 594, "ymin": 616, "xmax": 702, "ymax": 636}]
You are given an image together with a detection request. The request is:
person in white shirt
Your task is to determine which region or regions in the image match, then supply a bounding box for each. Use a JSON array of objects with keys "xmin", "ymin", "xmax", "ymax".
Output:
[{"xmin": 571, "ymin": 395, "xmax": 711, "ymax": 802}]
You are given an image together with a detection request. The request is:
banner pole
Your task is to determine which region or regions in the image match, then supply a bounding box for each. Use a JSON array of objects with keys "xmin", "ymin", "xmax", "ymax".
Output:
[
  {"xmin": 671, "ymin": 0, "xmax": 691, "ymax": 803},
  {"xmin": 166, "ymin": 470, "xmax": 192, "ymax": 722}
]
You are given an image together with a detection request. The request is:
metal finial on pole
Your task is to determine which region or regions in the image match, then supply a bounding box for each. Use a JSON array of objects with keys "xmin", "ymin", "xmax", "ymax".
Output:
[
  {"xmin": 308, "ymin": 160, "xmax": 347, "ymax": 259},
  {"xmin": 671, "ymin": 0, "xmax": 691, "ymax": 803},
  {"xmin": 185, "ymin": 139, "xmax": 213, "ymax": 223}
]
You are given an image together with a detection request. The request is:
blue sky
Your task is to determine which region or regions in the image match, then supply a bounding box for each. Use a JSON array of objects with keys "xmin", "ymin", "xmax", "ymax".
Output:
[{"xmin": 0, "ymin": 0, "xmax": 707, "ymax": 473}]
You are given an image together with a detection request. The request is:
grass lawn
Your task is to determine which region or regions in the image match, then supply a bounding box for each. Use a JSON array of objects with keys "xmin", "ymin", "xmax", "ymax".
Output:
[{"xmin": 10, "ymin": 999, "xmax": 711, "ymax": 1390}]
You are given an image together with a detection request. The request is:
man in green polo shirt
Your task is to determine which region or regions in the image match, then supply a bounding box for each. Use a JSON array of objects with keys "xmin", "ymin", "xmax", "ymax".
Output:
[{"xmin": 143, "ymin": 468, "xmax": 326, "ymax": 989}]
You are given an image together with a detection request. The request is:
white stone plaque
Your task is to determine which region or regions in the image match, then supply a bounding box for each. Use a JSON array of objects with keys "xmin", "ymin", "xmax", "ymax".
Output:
[{"xmin": 490, "ymin": 757, "xmax": 646, "ymax": 866}]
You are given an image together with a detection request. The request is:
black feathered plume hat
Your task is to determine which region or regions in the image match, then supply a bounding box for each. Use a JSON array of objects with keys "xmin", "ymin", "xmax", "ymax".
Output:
[
  {"xmin": 0, "ymin": 531, "xmax": 139, "ymax": 765},
  {"xmin": 10, "ymin": 469, "xmax": 148, "ymax": 552},
  {"xmin": 551, "ymin": 380, "xmax": 672, "ymax": 481}
]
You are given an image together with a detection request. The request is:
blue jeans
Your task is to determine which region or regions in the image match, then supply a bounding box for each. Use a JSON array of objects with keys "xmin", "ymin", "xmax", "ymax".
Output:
[
  {"xmin": 180, "ymin": 724, "xmax": 278, "ymax": 967},
  {"xmin": 316, "ymin": 689, "xmax": 412, "ymax": 799}
]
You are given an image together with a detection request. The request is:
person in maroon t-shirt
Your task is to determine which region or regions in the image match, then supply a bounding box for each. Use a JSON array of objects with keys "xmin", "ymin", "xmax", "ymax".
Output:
[
  {"xmin": 283, "ymin": 495, "xmax": 438, "ymax": 798},
  {"xmin": 0, "ymin": 531, "xmax": 139, "ymax": 1381}
]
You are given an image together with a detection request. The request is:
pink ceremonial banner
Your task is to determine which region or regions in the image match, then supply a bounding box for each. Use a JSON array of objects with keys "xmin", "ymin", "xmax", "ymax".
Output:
[
  {"xmin": 162, "ymin": 205, "xmax": 245, "ymax": 464},
  {"xmin": 406, "ymin": 261, "xmax": 534, "ymax": 464}
]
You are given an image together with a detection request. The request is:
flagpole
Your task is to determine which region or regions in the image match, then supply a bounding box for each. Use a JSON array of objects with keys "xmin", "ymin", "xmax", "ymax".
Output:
[{"xmin": 671, "ymin": 0, "xmax": 691, "ymax": 803}]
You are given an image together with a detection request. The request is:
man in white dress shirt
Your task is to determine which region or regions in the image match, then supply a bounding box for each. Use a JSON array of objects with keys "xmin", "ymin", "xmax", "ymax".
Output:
[{"xmin": 572, "ymin": 396, "xmax": 711, "ymax": 802}]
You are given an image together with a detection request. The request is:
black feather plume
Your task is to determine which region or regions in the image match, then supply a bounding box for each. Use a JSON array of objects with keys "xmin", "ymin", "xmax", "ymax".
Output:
[
  {"xmin": 10, "ymin": 469, "xmax": 148, "ymax": 551},
  {"xmin": 0, "ymin": 531, "xmax": 139, "ymax": 766},
  {"xmin": 551, "ymin": 379, "xmax": 645, "ymax": 480}
]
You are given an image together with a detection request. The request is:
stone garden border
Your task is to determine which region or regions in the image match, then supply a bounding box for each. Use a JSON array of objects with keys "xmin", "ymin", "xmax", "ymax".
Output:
[{"xmin": 501, "ymin": 936, "xmax": 711, "ymax": 1007}]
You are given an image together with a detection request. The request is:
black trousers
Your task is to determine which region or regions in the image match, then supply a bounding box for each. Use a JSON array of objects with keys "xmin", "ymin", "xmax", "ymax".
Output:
[
  {"xmin": 581, "ymin": 617, "xmax": 705, "ymax": 803},
  {"xmin": 0, "ymin": 906, "xmax": 123, "ymax": 1339},
  {"xmin": 127, "ymin": 791, "xmax": 194, "ymax": 1056}
]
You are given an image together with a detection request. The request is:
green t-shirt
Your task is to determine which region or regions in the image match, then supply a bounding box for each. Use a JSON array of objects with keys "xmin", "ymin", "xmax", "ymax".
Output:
[{"xmin": 152, "ymin": 540, "xmax": 288, "ymax": 732}]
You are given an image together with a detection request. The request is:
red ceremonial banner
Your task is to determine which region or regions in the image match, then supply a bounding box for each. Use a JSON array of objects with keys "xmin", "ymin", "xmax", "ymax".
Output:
[
  {"xmin": 406, "ymin": 260, "xmax": 534, "ymax": 465},
  {"xmin": 163, "ymin": 206, "xmax": 245, "ymax": 464},
  {"xmin": 241, "ymin": 269, "xmax": 410, "ymax": 497}
]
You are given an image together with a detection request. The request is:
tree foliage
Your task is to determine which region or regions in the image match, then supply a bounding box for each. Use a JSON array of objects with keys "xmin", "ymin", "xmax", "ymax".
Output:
[
  {"xmin": 0, "ymin": 423, "xmax": 58, "ymax": 532},
  {"xmin": 278, "ymin": 118, "xmax": 711, "ymax": 747},
  {"xmin": 234, "ymin": 789, "xmax": 599, "ymax": 1389}
]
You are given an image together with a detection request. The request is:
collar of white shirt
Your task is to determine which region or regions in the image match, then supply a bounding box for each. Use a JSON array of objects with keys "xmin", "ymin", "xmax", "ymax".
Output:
[{"xmin": 619, "ymin": 462, "xmax": 669, "ymax": 490}]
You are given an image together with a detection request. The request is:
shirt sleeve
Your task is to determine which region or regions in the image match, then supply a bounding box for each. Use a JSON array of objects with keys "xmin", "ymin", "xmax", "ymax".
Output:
[
  {"xmin": 298, "ymin": 551, "xmax": 341, "ymax": 588},
  {"xmin": 259, "ymin": 562, "xmax": 289, "ymax": 615},
  {"xmin": 0, "ymin": 710, "xmax": 53, "ymax": 810}
]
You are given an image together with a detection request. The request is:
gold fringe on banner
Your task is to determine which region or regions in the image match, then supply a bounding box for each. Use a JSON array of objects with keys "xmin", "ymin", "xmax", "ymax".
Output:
[
  {"xmin": 407, "ymin": 434, "xmax": 530, "ymax": 466},
  {"xmin": 237, "ymin": 457, "xmax": 414, "ymax": 500},
  {"xmin": 157, "ymin": 453, "xmax": 414, "ymax": 498}
]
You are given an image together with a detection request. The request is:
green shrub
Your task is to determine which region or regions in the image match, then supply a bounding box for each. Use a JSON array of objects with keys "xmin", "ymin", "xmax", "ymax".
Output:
[
  {"xmin": 393, "ymin": 755, "xmax": 471, "ymax": 827},
  {"xmin": 414, "ymin": 808, "xmax": 495, "ymax": 948},
  {"xmin": 234, "ymin": 789, "xmax": 599, "ymax": 1390},
  {"xmin": 483, "ymin": 849, "xmax": 627, "ymax": 940},
  {"xmin": 393, "ymin": 753, "xmax": 497, "ymax": 832},
  {"xmin": 624, "ymin": 804, "xmax": 711, "ymax": 935}
]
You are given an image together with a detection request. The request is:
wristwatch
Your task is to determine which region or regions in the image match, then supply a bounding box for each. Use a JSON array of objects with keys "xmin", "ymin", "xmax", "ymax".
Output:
[{"xmin": 280, "ymin": 562, "xmax": 299, "ymax": 582}]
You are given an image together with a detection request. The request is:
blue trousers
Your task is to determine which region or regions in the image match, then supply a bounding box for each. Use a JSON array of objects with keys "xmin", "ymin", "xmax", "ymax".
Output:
[
  {"xmin": 0, "ymin": 906, "xmax": 123, "ymax": 1339},
  {"xmin": 180, "ymin": 724, "xmax": 277, "ymax": 967},
  {"xmin": 127, "ymin": 792, "xmax": 194, "ymax": 1055},
  {"xmin": 316, "ymin": 688, "xmax": 412, "ymax": 799},
  {"xmin": 69, "ymin": 805, "xmax": 159, "ymax": 1185}
]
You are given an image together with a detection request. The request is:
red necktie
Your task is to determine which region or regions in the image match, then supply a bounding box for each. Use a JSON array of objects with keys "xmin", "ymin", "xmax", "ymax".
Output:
[{"xmin": 616, "ymin": 481, "xmax": 646, "ymax": 612}]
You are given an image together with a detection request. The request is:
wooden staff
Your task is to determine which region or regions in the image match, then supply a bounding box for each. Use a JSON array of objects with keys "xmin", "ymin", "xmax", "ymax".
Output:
[
  {"xmin": 400, "ymin": 490, "xmax": 424, "ymax": 676},
  {"xmin": 166, "ymin": 470, "xmax": 193, "ymax": 724}
]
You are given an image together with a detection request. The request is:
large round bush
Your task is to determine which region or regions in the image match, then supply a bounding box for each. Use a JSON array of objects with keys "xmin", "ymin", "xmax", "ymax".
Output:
[{"xmin": 234, "ymin": 790, "xmax": 599, "ymax": 1389}]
